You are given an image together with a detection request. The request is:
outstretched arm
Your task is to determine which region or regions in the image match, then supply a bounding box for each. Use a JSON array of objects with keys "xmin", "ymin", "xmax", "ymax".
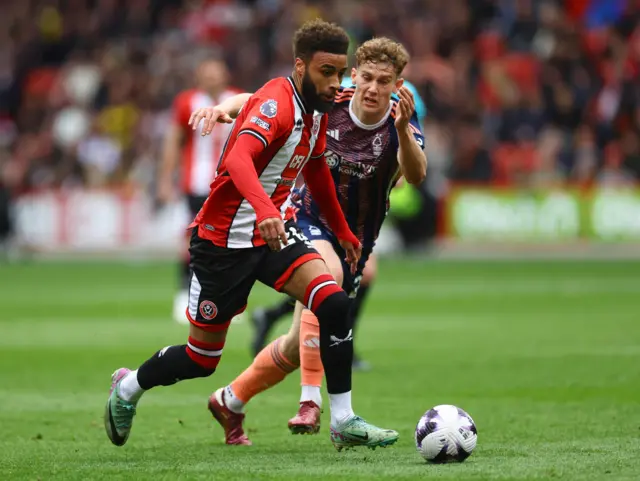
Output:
[{"xmin": 189, "ymin": 93, "xmax": 253, "ymax": 135}]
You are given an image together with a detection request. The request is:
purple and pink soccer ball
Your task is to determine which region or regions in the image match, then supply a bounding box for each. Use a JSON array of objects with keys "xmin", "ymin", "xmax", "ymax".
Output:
[{"xmin": 415, "ymin": 404, "xmax": 478, "ymax": 463}]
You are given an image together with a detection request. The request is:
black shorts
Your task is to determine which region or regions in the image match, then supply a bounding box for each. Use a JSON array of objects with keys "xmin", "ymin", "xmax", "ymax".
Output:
[
  {"xmin": 187, "ymin": 195, "xmax": 208, "ymax": 218},
  {"xmin": 186, "ymin": 220, "xmax": 322, "ymax": 332}
]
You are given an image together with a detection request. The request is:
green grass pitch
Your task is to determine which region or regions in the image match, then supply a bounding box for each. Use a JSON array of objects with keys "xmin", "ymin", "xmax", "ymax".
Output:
[{"xmin": 1, "ymin": 258, "xmax": 639, "ymax": 480}]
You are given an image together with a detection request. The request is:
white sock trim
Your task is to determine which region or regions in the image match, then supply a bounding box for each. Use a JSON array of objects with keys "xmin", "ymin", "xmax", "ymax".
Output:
[
  {"xmin": 119, "ymin": 370, "xmax": 144, "ymax": 402},
  {"xmin": 223, "ymin": 385, "xmax": 245, "ymax": 413},
  {"xmin": 300, "ymin": 385, "xmax": 322, "ymax": 408},
  {"xmin": 329, "ymin": 391, "xmax": 355, "ymax": 427}
]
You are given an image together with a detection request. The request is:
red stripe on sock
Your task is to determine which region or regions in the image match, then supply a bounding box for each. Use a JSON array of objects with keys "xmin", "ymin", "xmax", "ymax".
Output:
[
  {"xmin": 187, "ymin": 336, "xmax": 225, "ymax": 351},
  {"xmin": 303, "ymin": 274, "xmax": 336, "ymax": 308},
  {"xmin": 309, "ymin": 282, "xmax": 342, "ymax": 312},
  {"xmin": 186, "ymin": 345, "xmax": 221, "ymax": 369}
]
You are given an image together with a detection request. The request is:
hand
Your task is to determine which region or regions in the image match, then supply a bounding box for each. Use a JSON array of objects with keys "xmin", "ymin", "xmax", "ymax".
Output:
[
  {"xmin": 258, "ymin": 217, "xmax": 288, "ymax": 251},
  {"xmin": 394, "ymin": 86, "xmax": 415, "ymax": 131},
  {"xmin": 189, "ymin": 107, "xmax": 233, "ymax": 136},
  {"xmin": 339, "ymin": 238, "xmax": 362, "ymax": 275}
]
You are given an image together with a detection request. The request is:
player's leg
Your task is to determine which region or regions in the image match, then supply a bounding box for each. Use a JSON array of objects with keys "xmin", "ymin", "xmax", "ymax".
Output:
[
  {"xmin": 250, "ymin": 295, "xmax": 296, "ymax": 357},
  {"xmin": 292, "ymin": 241, "xmax": 376, "ymax": 433},
  {"xmin": 211, "ymin": 240, "xmax": 342, "ymax": 442},
  {"xmin": 173, "ymin": 195, "xmax": 206, "ymax": 323},
  {"xmin": 104, "ymin": 228, "xmax": 255, "ymax": 446},
  {"xmin": 351, "ymin": 254, "xmax": 377, "ymax": 371},
  {"xmin": 287, "ymin": 240, "xmax": 343, "ymax": 433},
  {"xmin": 105, "ymin": 323, "xmax": 228, "ymax": 447},
  {"xmin": 278, "ymin": 255, "xmax": 398, "ymax": 450}
]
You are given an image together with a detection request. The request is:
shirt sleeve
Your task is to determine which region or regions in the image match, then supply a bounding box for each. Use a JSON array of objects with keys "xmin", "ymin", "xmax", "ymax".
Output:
[
  {"xmin": 225, "ymin": 132, "xmax": 282, "ymax": 223},
  {"xmin": 408, "ymin": 110, "xmax": 426, "ymax": 149}
]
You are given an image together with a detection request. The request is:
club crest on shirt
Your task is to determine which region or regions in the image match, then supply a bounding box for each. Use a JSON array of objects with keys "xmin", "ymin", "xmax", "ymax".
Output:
[
  {"xmin": 372, "ymin": 133, "xmax": 383, "ymax": 157},
  {"xmin": 260, "ymin": 99, "xmax": 278, "ymax": 118}
]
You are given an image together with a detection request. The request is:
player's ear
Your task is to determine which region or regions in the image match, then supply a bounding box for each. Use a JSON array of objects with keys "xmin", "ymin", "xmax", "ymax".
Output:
[
  {"xmin": 350, "ymin": 67, "xmax": 357, "ymax": 84},
  {"xmin": 295, "ymin": 58, "xmax": 306, "ymax": 78},
  {"xmin": 394, "ymin": 77, "xmax": 404, "ymax": 94}
]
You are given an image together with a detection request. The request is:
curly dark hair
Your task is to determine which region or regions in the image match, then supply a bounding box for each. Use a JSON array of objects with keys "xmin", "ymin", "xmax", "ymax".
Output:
[
  {"xmin": 293, "ymin": 19, "xmax": 350, "ymax": 62},
  {"xmin": 355, "ymin": 37, "xmax": 410, "ymax": 76}
]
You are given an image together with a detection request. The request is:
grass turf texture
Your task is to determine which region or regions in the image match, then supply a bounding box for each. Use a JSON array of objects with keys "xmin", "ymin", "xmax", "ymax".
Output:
[{"xmin": 0, "ymin": 259, "xmax": 639, "ymax": 480}]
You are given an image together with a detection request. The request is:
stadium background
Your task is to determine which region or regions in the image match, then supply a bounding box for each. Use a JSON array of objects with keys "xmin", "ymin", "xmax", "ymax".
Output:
[{"xmin": 1, "ymin": 1, "xmax": 639, "ymax": 480}]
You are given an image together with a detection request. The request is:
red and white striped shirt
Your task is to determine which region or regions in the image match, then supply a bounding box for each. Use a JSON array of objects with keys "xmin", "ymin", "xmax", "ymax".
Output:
[
  {"xmin": 191, "ymin": 77, "xmax": 328, "ymax": 248},
  {"xmin": 172, "ymin": 87, "xmax": 241, "ymax": 196}
]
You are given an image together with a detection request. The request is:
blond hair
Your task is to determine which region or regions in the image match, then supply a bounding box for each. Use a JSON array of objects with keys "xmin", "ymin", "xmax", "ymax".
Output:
[{"xmin": 355, "ymin": 37, "xmax": 410, "ymax": 76}]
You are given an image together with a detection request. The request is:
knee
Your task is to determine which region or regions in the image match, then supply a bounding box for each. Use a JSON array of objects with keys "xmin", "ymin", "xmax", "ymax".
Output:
[{"xmin": 313, "ymin": 289, "xmax": 350, "ymax": 326}]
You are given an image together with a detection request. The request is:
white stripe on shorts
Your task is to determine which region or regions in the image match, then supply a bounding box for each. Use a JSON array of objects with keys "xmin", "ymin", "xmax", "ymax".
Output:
[{"xmin": 188, "ymin": 272, "xmax": 202, "ymax": 320}]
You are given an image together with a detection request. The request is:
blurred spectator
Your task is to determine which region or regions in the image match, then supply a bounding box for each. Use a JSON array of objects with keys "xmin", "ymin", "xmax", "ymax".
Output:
[{"xmin": 1, "ymin": 0, "xmax": 638, "ymax": 196}]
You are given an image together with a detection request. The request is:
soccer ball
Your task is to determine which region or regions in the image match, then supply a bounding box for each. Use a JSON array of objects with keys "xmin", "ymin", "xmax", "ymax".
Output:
[{"xmin": 415, "ymin": 404, "xmax": 477, "ymax": 463}]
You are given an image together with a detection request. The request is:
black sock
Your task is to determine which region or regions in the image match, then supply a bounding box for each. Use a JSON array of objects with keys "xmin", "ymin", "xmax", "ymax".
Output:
[
  {"xmin": 350, "ymin": 284, "xmax": 371, "ymax": 360},
  {"xmin": 314, "ymin": 292, "xmax": 353, "ymax": 394},
  {"xmin": 264, "ymin": 296, "xmax": 296, "ymax": 323},
  {"xmin": 137, "ymin": 345, "xmax": 214, "ymax": 390}
]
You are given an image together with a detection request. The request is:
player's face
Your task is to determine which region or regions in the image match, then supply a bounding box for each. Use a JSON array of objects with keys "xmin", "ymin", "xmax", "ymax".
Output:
[
  {"xmin": 298, "ymin": 52, "xmax": 348, "ymax": 113},
  {"xmin": 351, "ymin": 62, "xmax": 403, "ymax": 115},
  {"xmin": 197, "ymin": 60, "xmax": 228, "ymax": 93}
]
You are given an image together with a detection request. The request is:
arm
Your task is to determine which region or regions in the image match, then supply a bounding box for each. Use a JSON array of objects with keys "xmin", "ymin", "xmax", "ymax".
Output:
[
  {"xmin": 226, "ymin": 135, "xmax": 281, "ymax": 222},
  {"xmin": 302, "ymin": 156, "xmax": 361, "ymax": 271},
  {"xmin": 217, "ymin": 93, "xmax": 295, "ymax": 250},
  {"xmin": 225, "ymin": 134, "xmax": 287, "ymax": 250},
  {"xmin": 304, "ymin": 115, "xmax": 357, "ymax": 244},
  {"xmin": 189, "ymin": 93, "xmax": 254, "ymax": 135},
  {"xmin": 397, "ymin": 126, "xmax": 427, "ymax": 185},
  {"xmin": 302, "ymin": 158, "xmax": 357, "ymax": 244},
  {"xmin": 395, "ymin": 87, "xmax": 427, "ymax": 185},
  {"xmin": 216, "ymin": 93, "xmax": 253, "ymax": 119}
]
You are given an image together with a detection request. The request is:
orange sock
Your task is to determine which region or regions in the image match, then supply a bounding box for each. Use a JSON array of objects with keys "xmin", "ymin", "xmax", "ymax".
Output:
[
  {"xmin": 230, "ymin": 336, "xmax": 297, "ymax": 404},
  {"xmin": 299, "ymin": 309, "xmax": 324, "ymax": 387}
]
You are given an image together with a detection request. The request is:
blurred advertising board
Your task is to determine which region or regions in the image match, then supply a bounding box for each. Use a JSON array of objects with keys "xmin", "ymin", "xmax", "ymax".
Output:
[{"xmin": 445, "ymin": 187, "xmax": 640, "ymax": 241}]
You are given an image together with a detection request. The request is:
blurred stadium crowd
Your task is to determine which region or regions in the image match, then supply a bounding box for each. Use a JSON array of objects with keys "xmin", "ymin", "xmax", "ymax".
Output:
[{"xmin": 0, "ymin": 0, "xmax": 638, "ymax": 204}]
